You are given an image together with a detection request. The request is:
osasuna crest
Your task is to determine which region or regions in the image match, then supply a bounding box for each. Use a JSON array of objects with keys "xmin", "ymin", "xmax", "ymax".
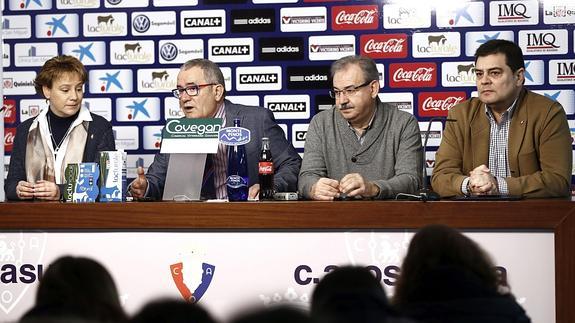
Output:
[
  {"xmin": 0, "ymin": 232, "xmax": 47, "ymax": 314},
  {"xmin": 170, "ymin": 253, "xmax": 215, "ymax": 303}
]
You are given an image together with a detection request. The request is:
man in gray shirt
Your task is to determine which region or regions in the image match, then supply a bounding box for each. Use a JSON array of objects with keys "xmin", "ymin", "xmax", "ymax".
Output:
[{"xmin": 299, "ymin": 55, "xmax": 422, "ymax": 200}]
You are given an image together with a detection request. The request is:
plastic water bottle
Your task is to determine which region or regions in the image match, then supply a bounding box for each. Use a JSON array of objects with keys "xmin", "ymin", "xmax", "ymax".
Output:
[{"xmin": 226, "ymin": 118, "xmax": 249, "ymax": 201}]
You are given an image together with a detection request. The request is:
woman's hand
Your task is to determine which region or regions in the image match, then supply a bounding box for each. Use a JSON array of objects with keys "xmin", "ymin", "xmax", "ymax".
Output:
[
  {"xmin": 16, "ymin": 181, "xmax": 35, "ymax": 200},
  {"xmin": 33, "ymin": 180, "xmax": 61, "ymax": 201}
]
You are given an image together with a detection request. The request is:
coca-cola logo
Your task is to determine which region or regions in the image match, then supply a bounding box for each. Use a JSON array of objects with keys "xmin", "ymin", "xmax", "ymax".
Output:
[
  {"xmin": 332, "ymin": 5, "xmax": 379, "ymax": 30},
  {"xmin": 389, "ymin": 63, "xmax": 437, "ymax": 88},
  {"xmin": 422, "ymin": 96, "xmax": 463, "ymax": 111},
  {"xmin": 360, "ymin": 34, "xmax": 408, "ymax": 59},
  {"xmin": 3, "ymin": 99, "xmax": 17, "ymax": 124},
  {"xmin": 393, "ymin": 68, "xmax": 434, "ymax": 82},
  {"xmin": 418, "ymin": 92, "xmax": 466, "ymax": 117},
  {"xmin": 335, "ymin": 9, "xmax": 377, "ymax": 25},
  {"xmin": 364, "ymin": 38, "xmax": 405, "ymax": 53},
  {"xmin": 258, "ymin": 162, "xmax": 274, "ymax": 174},
  {"xmin": 5, "ymin": 128, "xmax": 16, "ymax": 152}
]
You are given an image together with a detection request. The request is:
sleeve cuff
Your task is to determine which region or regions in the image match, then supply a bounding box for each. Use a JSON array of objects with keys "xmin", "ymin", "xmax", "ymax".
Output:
[
  {"xmin": 496, "ymin": 176, "xmax": 508, "ymax": 194},
  {"xmin": 461, "ymin": 177, "xmax": 470, "ymax": 195}
]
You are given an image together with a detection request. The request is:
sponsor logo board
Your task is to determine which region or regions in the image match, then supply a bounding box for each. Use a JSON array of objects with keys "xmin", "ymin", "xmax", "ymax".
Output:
[
  {"xmin": 236, "ymin": 66, "xmax": 282, "ymax": 91},
  {"xmin": 389, "ymin": 63, "xmax": 437, "ymax": 88},
  {"xmin": 264, "ymin": 95, "xmax": 310, "ymax": 120},
  {"xmin": 360, "ymin": 34, "xmax": 407, "ymax": 59},
  {"xmin": 308, "ymin": 35, "xmax": 355, "ymax": 61},
  {"xmin": 159, "ymin": 39, "xmax": 204, "ymax": 64},
  {"xmin": 259, "ymin": 37, "xmax": 304, "ymax": 61},
  {"xmin": 83, "ymin": 12, "xmax": 128, "ymax": 37}
]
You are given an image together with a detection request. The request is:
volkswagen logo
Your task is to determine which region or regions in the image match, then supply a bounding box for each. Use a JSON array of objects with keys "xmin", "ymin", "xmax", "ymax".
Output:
[
  {"xmin": 133, "ymin": 15, "xmax": 151, "ymax": 33},
  {"xmin": 160, "ymin": 42, "xmax": 178, "ymax": 61}
]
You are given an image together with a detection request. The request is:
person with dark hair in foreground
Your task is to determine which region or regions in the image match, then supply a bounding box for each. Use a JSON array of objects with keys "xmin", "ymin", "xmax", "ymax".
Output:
[
  {"xmin": 393, "ymin": 224, "xmax": 530, "ymax": 323},
  {"xmin": 20, "ymin": 256, "xmax": 127, "ymax": 323},
  {"xmin": 229, "ymin": 305, "xmax": 311, "ymax": 323},
  {"xmin": 311, "ymin": 266, "xmax": 412, "ymax": 323},
  {"xmin": 131, "ymin": 299, "xmax": 218, "ymax": 323}
]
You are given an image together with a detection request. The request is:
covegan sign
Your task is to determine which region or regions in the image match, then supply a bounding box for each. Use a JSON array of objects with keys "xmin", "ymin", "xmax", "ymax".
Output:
[{"xmin": 160, "ymin": 118, "xmax": 222, "ymax": 154}]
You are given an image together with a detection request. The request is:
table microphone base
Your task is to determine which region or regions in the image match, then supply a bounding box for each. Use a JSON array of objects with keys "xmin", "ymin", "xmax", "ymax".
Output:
[{"xmin": 416, "ymin": 189, "xmax": 441, "ymax": 201}]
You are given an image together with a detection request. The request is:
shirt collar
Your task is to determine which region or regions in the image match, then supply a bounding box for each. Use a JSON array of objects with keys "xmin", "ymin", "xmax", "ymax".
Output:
[{"xmin": 484, "ymin": 95, "xmax": 519, "ymax": 122}]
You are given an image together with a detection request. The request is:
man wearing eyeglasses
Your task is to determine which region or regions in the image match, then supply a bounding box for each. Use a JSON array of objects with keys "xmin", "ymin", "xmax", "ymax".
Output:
[
  {"xmin": 129, "ymin": 58, "xmax": 301, "ymax": 200},
  {"xmin": 431, "ymin": 39, "xmax": 571, "ymax": 198},
  {"xmin": 298, "ymin": 55, "xmax": 422, "ymax": 200}
]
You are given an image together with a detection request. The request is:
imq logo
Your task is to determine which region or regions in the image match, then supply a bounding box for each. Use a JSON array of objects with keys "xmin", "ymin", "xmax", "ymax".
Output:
[
  {"xmin": 549, "ymin": 60, "xmax": 575, "ymax": 85},
  {"xmin": 236, "ymin": 66, "xmax": 282, "ymax": 91},
  {"xmin": 231, "ymin": 9, "xmax": 275, "ymax": 32},
  {"xmin": 259, "ymin": 37, "xmax": 304, "ymax": 61},
  {"xmin": 389, "ymin": 63, "xmax": 437, "ymax": 88},
  {"xmin": 287, "ymin": 65, "xmax": 330, "ymax": 90},
  {"xmin": 331, "ymin": 5, "xmax": 379, "ymax": 31},
  {"xmin": 360, "ymin": 34, "xmax": 407, "ymax": 59},
  {"xmin": 490, "ymin": 0, "xmax": 539, "ymax": 25},
  {"xmin": 519, "ymin": 29, "xmax": 568, "ymax": 55},
  {"xmin": 418, "ymin": 92, "xmax": 466, "ymax": 117}
]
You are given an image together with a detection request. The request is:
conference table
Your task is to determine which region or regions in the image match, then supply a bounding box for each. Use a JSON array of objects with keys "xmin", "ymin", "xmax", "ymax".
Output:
[{"xmin": 0, "ymin": 199, "xmax": 573, "ymax": 322}]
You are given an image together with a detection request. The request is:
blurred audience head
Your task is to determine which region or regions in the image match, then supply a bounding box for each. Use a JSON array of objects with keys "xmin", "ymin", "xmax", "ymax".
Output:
[
  {"xmin": 393, "ymin": 224, "xmax": 501, "ymax": 307},
  {"xmin": 131, "ymin": 298, "xmax": 217, "ymax": 323},
  {"xmin": 229, "ymin": 305, "xmax": 311, "ymax": 323},
  {"xmin": 311, "ymin": 266, "xmax": 394, "ymax": 323},
  {"xmin": 20, "ymin": 255, "xmax": 127, "ymax": 323}
]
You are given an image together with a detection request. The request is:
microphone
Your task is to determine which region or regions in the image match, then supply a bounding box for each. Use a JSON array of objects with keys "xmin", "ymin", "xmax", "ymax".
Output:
[{"xmin": 416, "ymin": 117, "xmax": 456, "ymax": 201}]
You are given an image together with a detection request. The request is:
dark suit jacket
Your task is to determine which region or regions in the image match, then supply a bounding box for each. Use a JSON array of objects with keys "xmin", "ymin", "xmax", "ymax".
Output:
[
  {"xmin": 144, "ymin": 100, "xmax": 302, "ymax": 199},
  {"xmin": 5, "ymin": 113, "xmax": 116, "ymax": 200},
  {"xmin": 431, "ymin": 89, "xmax": 572, "ymax": 198}
]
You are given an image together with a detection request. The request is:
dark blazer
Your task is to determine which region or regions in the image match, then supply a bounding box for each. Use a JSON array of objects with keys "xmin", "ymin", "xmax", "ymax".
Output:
[
  {"xmin": 431, "ymin": 89, "xmax": 572, "ymax": 198},
  {"xmin": 5, "ymin": 113, "xmax": 116, "ymax": 200},
  {"xmin": 144, "ymin": 100, "xmax": 302, "ymax": 199}
]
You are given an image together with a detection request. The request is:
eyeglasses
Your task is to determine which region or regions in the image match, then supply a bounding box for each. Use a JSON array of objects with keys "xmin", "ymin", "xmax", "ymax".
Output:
[
  {"xmin": 329, "ymin": 80, "xmax": 373, "ymax": 99},
  {"xmin": 172, "ymin": 83, "xmax": 216, "ymax": 98}
]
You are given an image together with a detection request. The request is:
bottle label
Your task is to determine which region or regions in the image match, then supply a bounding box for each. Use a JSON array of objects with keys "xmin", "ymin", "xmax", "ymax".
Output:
[
  {"xmin": 219, "ymin": 127, "xmax": 251, "ymax": 146},
  {"xmin": 226, "ymin": 175, "xmax": 248, "ymax": 189},
  {"xmin": 258, "ymin": 162, "xmax": 274, "ymax": 175}
]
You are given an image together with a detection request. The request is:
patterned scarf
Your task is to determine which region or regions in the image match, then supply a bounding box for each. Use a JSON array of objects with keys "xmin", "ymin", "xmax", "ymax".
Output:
[{"xmin": 25, "ymin": 114, "xmax": 88, "ymax": 184}]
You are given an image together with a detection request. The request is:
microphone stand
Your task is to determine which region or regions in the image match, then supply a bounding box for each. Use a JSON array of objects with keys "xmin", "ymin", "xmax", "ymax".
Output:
[{"xmin": 415, "ymin": 117, "xmax": 456, "ymax": 201}]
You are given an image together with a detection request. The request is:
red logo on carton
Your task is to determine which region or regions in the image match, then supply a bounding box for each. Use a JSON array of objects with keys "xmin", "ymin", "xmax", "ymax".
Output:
[
  {"xmin": 3, "ymin": 99, "xmax": 17, "ymax": 124},
  {"xmin": 360, "ymin": 34, "xmax": 408, "ymax": 59},
  {"xmin": 389, "ymin": 63, "xmax": 437, "ymax": 88},
  {"xmin": 332, "ymin": 5, "xmax": 379, "ymax": 30},
  {"xmin": 418, "ymin": 92, "xmax": 466, "ymax": 117},
  {"xmin": 5, "ymin": 127, "xmax": 16, "ymax": 152}
]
